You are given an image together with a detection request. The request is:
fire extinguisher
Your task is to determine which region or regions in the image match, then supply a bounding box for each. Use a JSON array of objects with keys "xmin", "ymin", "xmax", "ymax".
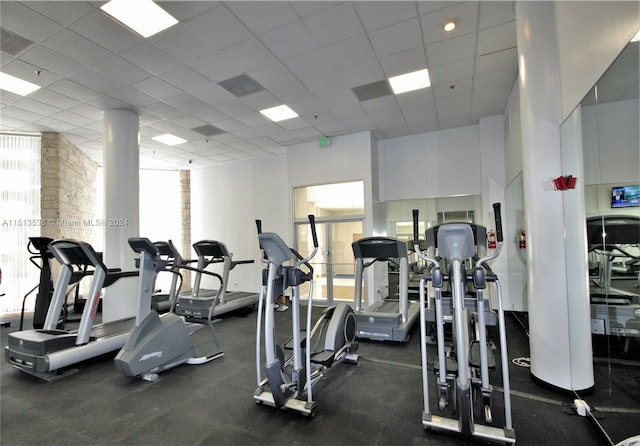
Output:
[
  {"xmin": 487, "ymin": 230, "xmax": 497, "ymax": 249},
  {"xmin": 518, "ymin": 229, "xmax": 526, "ymax": 249}
]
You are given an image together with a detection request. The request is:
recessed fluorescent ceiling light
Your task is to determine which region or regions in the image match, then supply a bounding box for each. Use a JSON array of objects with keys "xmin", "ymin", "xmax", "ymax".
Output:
[
  {"xmin": 632, "ymin": 29, "xmax": 640, "ymax": 42},
  {"xmin": 260, "ymin": 104, "xmax": 299, "ymax": 122},
  {"xmin": 388, "ymin": 69, "xmax": 431, "ymax": 95},
  {"xmin": 0, "ymin": 72, "xmax": 40, "ymax": 96},
  {"xmin": 443, "ymin": 20, "xmax": 457, "ymax": 32},
  {"xmin": 100, "ymin": 0, "xmax": 178, "ymax": 38},
  {"xmin": 153, "ymin": 134, "xmax": 186, "ymax": 145}
]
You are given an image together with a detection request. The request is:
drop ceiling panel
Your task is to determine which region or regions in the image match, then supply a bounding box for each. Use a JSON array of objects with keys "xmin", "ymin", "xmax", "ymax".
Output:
[
  {"xmin": 379, "ymin": 47, "xmax": 427, "ymax": 77},
  {"xmin": 420, "ymin": 2, "xmax": 479, "ymax": 45},
  {"xmin": 258, "ymin": 20, "xmax": 319, "ymax": 60},
  {"xmin": 226, "ymin": 2, "xmax": 299, "ymax": 35},
  {"xmin": 119, "ymin": 42, "xmax": 182, "ymax": 76},
  {"xmin": 1, "ymin": 1, "xmax": 530, "ymax": 169},
  {"xmin": 426, "ymin": 32, "xmax": 476, "ymax": 67},
  {"xmin": 355, "ymin": 2, "xmax": 419, "ymax": 32},
  {"xmin": 302, "ymin": 3, "xmax": 364, "ymax": 47},
  {"xmin": 0, "ymin": 2, "xmax": 62, "ymax": 42},
  {"xmin": 323, "ymin": 34, "xmax": 377, "ymax": 71},
  {"xmin": 476, "ymin": 21, "xmax": 517, "ymax": 56},
  {"xmin": 18, "ymin": 45, "xmax": 84, "ymax": 77},
  {"xmin": 185, "ymin": 6, "xmax": 253, "ymax": 51},
  {"xmin": 479, "ymin": 2, "xmax": 516, "ymax": 29},
  {"xmin": 368, "ymin": 18, "xmax": 423, "ymax": 58},
  {"xmin": 42, "ymin": 29, "xmax": 112, "ymax": 66},
  {"xmin": 68, "ymin": 10, "xmax": 142, "ymax": 53}
]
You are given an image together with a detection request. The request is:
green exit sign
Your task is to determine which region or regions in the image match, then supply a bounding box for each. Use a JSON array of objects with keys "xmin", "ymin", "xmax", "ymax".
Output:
[{"xmin": 318, "ymin": 136, "xmax": 331, "ymax": 148}]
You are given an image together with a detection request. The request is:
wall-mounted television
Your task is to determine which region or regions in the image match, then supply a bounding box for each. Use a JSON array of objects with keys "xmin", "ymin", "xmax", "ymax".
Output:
[{"xmin": 611, "ymin": 185, "xmax": 640, "ymax": 208}]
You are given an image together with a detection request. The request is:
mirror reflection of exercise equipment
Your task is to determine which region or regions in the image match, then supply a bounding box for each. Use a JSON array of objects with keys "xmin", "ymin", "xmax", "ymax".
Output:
[{"xmin": 587, "ymin": 215, "xmax": 640, "ymax": 356}]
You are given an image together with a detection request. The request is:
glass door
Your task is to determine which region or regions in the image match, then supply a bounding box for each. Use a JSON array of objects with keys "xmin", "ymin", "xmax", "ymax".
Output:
[{"xmin": 295, "ymin": 219, "xmax": 363, "ymax": 305}]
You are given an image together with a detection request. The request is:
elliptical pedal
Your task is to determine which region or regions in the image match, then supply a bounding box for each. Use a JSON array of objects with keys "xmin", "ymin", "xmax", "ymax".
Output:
[{"xmin": 469, "ymin": 340, "xmax": 496, "ymax": 369}]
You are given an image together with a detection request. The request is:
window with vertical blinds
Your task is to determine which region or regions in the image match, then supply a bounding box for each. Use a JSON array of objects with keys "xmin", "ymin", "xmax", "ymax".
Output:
[{"xmin": 0, "ymin": 133, "xmax": 41, "ymax": 314}]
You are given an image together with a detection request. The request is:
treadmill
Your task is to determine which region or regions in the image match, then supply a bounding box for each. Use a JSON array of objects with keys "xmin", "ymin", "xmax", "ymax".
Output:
[
  {"xmin": 175, "ymin": 240, "xmax": 259, "ymax": 318},
  {"xmin": 5, "ymin": 239, "xmax": 140, "ymax": 381},
  {"xmin": 352, "ymin": 237, "xmax": 420, "ymax": 342},
  {"xmin": 587, "ymin": 215, "xmax": 640, "ymax": 338}
]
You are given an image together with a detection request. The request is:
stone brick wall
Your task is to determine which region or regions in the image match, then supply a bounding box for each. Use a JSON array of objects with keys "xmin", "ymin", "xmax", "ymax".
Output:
[
  {"xmin": 40, "ymin": 132, "xmax": 99, "ymax": 243},
  {"xmin": 180, "ymin": 169, "xmax": 191, "ymax": 287}
]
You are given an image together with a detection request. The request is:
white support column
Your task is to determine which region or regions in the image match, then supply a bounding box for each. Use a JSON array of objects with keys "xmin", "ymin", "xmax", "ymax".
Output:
[
  {"xmin": 102, "ymin": 109, "xmax": 140, "ymax": 323},
  {"xmin": 516, "ymin": 2, "xmax": 593, "ymax": 392}
]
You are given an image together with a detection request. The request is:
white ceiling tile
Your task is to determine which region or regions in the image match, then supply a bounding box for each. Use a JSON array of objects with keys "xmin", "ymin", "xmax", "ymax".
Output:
[
  {"xmin": 67, "ymin": 67, "xmax": 123, "ymax": 93},
  {"xmin": 19, "ymin": 44, "xmax": 85, "ymax": 77},
  {"xmin": 474, "ymin": 67, "xmax": 518, "ymax": 92},
  {"xmin": 108, "ymin": 87, "xmax": 156, "ymax": 107},
  {"xmin": 323, "ymin": 34, "xmax": 377, "ymax": 71},
  {"xmin": 284, "ymin": 48, "xmax": 334, "ymax": 80},
  {"xmin": 184, "ymin": 5, "xmax": 252, "ymax": 51},
  {"xmin": 226, "ymin": 2, "xmax": 299, "ymax": 35},
  {"xmin": 164, "ymin": 93, "xmax": 210, "ymax": 113},
  {"xmin": 303, "ymin": 3, "xmax": 364, "ymax": 47},
  {"xmin": 188, "ymin": 53, "xmax": 243, "ymax": 83},
  {"xmin": 479, "ymin": 2, "xmax": 516, "ymax": 30},
  {"xmin": 68, "ymin": 9, "xmax": 142, "ymax": 53},
  {"xmin": 119, "ymin": 42, "xmax": 181, "ymax": 76},
  {"xmin": 476, "ymin": 21, "xmax": 517, "ymax": 56},
  {"xmin": 379, "ymin": 47, "xmax": 427, "ymax": 78},
  {"xmin": 22, "ymin": 1, "xmax": 95, "ymax": 26},
  {"xmin": 132, "ymin": 77, "xmax": 182, "ymax": 100},
  {"xmin": 147, "ymin": 24, "xmax": 210, "ymax": 63},
  {"xmin": 0, "ymin": 2, "xmax": 62, "ymax": 42},
  {"xmin": 420, "ymin": 2, "xmax": 479, "ymax": 45},
  {"xmin": 248, "ymin": 63, "xmax": 300, "ymax": 90},
  {"xmin": 290, "ymin": 2, "xmax": 339, "ymax": 17},
  {"xmin": 29, "ymin": 89, "xmax": 78, "ymax": 110},
  {"xmin": 219, "ymin": 38, "xmax": 279, "ymax": 75},
  {"xmin": 67, "ymin": 103, "xmax": 102, "ymax": 121},
  {"xmin": 91, "ymin": 55, "xmax": 150, "ymax": 86},
  {"xmin": 143, "ymin": 101, "xmax": 182, "ymax": 119},
  {"xmin": 42, "ymin": 29, "xmax": 112, "ymax": 66},
  {"xmin": 48, "ymin": 79, "xmax": 99, "ymax": 102},
  {"xmin": 1, "ymin": 58, "xmax": 59, "ymax": 88},
  {"xmin": 432, "ymin": 78, "xmax": 473, "ymax": 100},
  {"xmin": 51, "ymin": 110, "xmax": 94, "ymax": 127},
  {"xmin": 369, "ymin": 18, "xmax": 423, "ymax": 58},
  {"xmin": 275, "ymin": 117, "xmax": 311, "ymax": 132},
  {"xmin": 36, "ymin": 116, "xmax": 76, "ymax": 131},
  {"xmin": 157, "ymin": 66, "xmax": 211, "ymax": 91},
  {"xmin": 0, "ymin": 106, "xmax": 45, "ymax": 122},
  {"xmin": 194, "ymin": 108, "xmax": 229, "ymax": 124},
  {"xmin": 429, "ymin": 58, "xmax": 474, "ymax": 85},
  {"xmin": 160, "ymin": 2, "xmax": 220, "ymax": 22},
  {"xmin": 259, "ymin": 21, "xmax": 319, "ymax": 60},
  {"xmin": 236, "ymin": 112, "xmax": 270, "ymax": 128},
  {"xmin": 337, "ymin": 60, "xmax": 386, "ymax": 89},
  {"xmin": 426, "ymin": 32, "xmax": 476, "ymax": 67},
  {"xmin": 240, "ymin": 91, "xmax": 280, "ymax": 111},
  {"xmin": 12, "ymin": 97, "xmax": 61, "ymax": 116},
  {"xmin": 360, "ymin": 95, "xmax": 399, "ymax": 115},
  {"xmin": 215, "ymin": 99, "xmax": 256, "ymax": 118},
  {"xmin": 355, "ymin": 2, "xmax": 419, "ymax": 32},
  {"xmin": 395, "ymin": 89, "xmax": 435, "ymax": 108}
]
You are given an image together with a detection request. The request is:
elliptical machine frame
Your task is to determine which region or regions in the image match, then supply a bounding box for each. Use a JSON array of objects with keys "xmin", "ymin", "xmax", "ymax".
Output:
[
  {"xmin": 412, "ymin": 203, "xmax": 515, "ymax": 444},
  {"xmin": 254, "ymin": 215, "xmax": 359, "ymax": 417},
  {"xmin": 114, "ymin": 238, "xmax": 223, "ymax": 382}
]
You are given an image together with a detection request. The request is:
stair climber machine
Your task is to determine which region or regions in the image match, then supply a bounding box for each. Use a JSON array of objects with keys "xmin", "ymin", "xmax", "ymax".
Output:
[
  {"xmin": 411, "ymin": 204, "xmax": 515, "ymax": 444},
  {"xmin": 254, "ymin": 215, "xmax": 359, "ymax": 417},
  {"xmin": 5, "ymin": 239, "xmax": 139, "ymax": 381},
  {"xmin": 114, "ymin": 238, "xmax": 223, "ymax": 382},
  {"xmin": 175, "ymin": 240, "xmax": 259, "ymax": 319},
  {"xmin": 149, "ymin": 240, "xmax": 184, "ymax": 314},
  {"xmin": 352, "ymin": 237, "xmax": 420, "ymax": 342}
]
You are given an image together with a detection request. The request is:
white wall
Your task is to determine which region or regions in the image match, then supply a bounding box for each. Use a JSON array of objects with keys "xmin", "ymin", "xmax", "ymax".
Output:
[
  {"xmin": 378, "ymin": 125, "xmax": 481, "ymax": 201},
  {"xmin": 582, "ymin": 98, "xmax": 640, "ymax": 185},
  {"xmin": 191, "ymin": 154, "xmax": 288, "ymax": 293},
  {"xmin": 555, "ymin": 1, "xmax": 640, "ymax": 121}
]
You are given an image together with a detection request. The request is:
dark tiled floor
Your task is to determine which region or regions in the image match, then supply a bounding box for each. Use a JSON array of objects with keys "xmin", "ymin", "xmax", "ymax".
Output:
[{"xmin": 1, "ymin": 307, "xmax": 639, "ymax": 446}]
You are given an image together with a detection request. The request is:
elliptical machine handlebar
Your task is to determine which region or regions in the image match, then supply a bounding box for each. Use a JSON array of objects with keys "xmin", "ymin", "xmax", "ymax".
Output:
[{"xmin": 412, "ymin": 209, "xmax": 438, "ymax": 268}]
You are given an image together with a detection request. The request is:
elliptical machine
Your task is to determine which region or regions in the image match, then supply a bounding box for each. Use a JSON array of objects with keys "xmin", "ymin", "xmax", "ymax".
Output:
[
  {"xmin": 412, "ymin": 203, "xmax": 515, "ymax": 444},
  {"xmin": 114, "ymin": 238, "xmax": 223, "ymax": 382},
  {"xmin": 254, "ymin": 215, "xmax": 359, "ymax": 417}
]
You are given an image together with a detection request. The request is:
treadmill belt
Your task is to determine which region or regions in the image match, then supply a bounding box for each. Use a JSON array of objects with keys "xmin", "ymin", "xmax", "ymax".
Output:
[{"xmin": 90, "ymin": 318, "xmax": 136, "ymax": 338}]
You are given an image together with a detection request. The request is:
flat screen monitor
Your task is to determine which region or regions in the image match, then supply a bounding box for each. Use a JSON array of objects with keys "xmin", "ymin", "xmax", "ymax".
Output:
[{"xmin": 611, "ymin": 185, "xmax": 640, "ymax": 208}]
